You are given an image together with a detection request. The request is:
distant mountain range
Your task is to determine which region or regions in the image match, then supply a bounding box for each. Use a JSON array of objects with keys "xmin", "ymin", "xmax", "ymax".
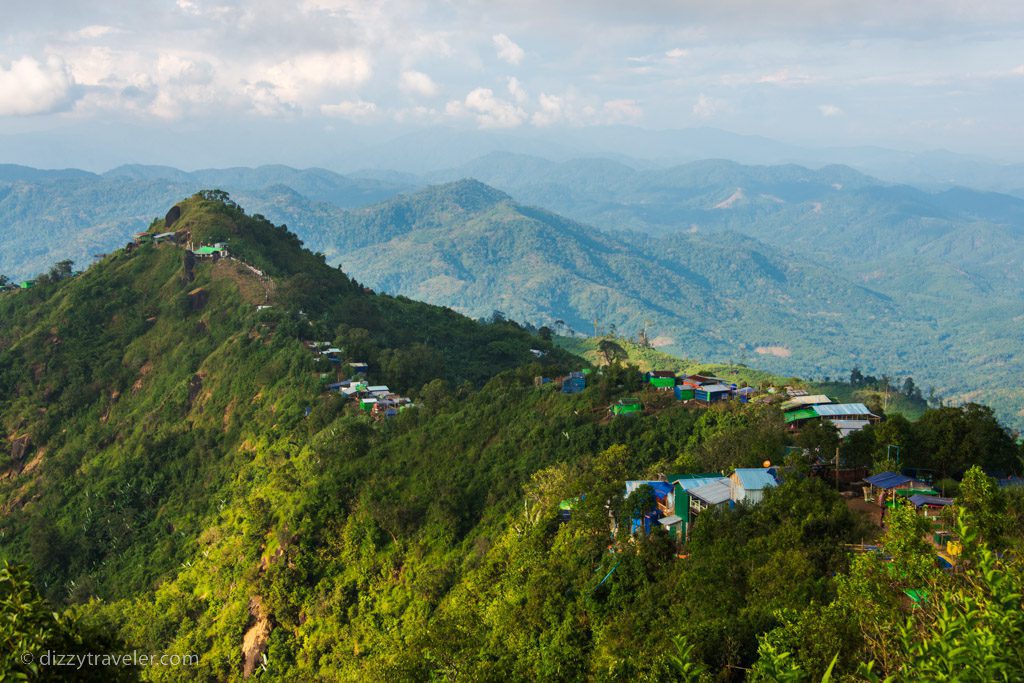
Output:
[{"xmin": 1, "ymin": 159, "xmax": 1022, "ymax": 426}]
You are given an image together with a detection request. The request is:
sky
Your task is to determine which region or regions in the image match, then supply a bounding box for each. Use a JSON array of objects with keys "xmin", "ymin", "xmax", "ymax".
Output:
[{"xmin": 2, "ymin": 0, "xmax": 1024, "ymax": 169}]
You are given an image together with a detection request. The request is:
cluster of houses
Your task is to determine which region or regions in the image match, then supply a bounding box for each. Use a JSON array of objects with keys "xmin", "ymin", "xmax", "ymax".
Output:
[
  {"xmin": 308, "ymin": 342, "xmax": 414, "ymax": 419},
  {"xmin": 781, "ymin": 391, "xmax": 879, "ymax": 437},
  {"xmin": 645, "ymin": 371, "xmax": 758, "ymax": 404},
  {"xmin": 134, "ymin": 230, "xmax": 179, "ymax": 245},
  {"xmin": 132, "ymin": 229, "xmax": 229, "ymax": 260},
  {"xmin": 534, "ymin": 369, "xmax": 590, "ymax": 393},
  {"xmin": 619, "ymin": 467, "xmax": 780, "ymax": 544}
]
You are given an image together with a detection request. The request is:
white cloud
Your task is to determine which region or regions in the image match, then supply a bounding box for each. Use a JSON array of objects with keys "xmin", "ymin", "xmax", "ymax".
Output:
[
  {"xmin": 1012, "ymin": 65, "xmax": 1024, "ymax": 76},
  {"xmin": 399, "ymin": 70, "xmax": 438, "ymax": 97},
  {"xmin": 531, "ymin": 93, "xmax": 565, "ymax": 126},
  {"xmin": 603, "ymin": 98, "xmax": 642, "ymax": 123},
  {"xmin": 259, "ymin": 50, "xmax": 371, "ymax": 108},
  {"xmin": 492, "ymin": 33, "xmax": 524, "ymax": 66},
  {"xmin": 507, "ymin": 76, "xmax": 527, "ymax": 105},
  {"xmin": 157, "ymin": 54, "xmax": 215, "ymax": 86},
  {"xmin": 665, "ymin": 47, "xmax": 689, "ymax": 59},
  {"xmin": 447, "ymin": 87, "xmax": 525, "ymax": 128},
  {"xmin": 693, "ymin": 93, "xmax": 726, "ymax": 119},
  {"xmin": 321, "ymin": 99, "xmax": 378, "ymax": 119},
  {"xmin": 0, "ymin": 56, "xmax": 76, "ymax": 116},
  {"xmin": 818, "ymin": 103, "xmax": 843, "ymax": 117},
  {"xmin": 74, "ymin": 25, "xmax": 118, "ymax": 39},
  {"xmin": 757, "ymin": 68, "xmax": 815, "ymax": 86}
]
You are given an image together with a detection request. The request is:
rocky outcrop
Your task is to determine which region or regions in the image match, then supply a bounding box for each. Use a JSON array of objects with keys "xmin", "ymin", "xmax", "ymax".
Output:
[
  {"xmin": 183, "ymin": 250, "xmax": 196, "ymax": 283},
  {"xmin": 241, "ymin": 596, "xmax": 271, "ymax": 678},
  {"xmin": 186, "ymin": 287, "xmax": 207, "ymax": 311},
  {"xmin": 187, "ymin": 374, "xmax": 203, "ymax": 409},
  {"xmin": 10, "ymin": 435, "xmax": 31, "ymax": 462},
  {"xmin": 165, "ymin": 205, "xmax": 182, "ymax": 228}
]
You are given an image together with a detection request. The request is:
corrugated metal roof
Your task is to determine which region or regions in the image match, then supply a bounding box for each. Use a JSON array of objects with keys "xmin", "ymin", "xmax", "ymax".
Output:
[
  {"xmin": 733, "ymin": 468, "xmax": 778, "ymax": 490},
  {"xmin": 672, "ymin": 476, "xmax": 730, "ymax": 492},
  {"xmin": 699, "ymin": 384, "xmax": 733, "ymax": 393},
  {"xmin": 689, "ymin": 480, "xmax": 732, "ymax": 505},
  {"xmin": 779, "ymin": 394, "xmax": 833, "ymax": 411},
  {"xmin": 658, "ymin": 515, "xmax": 683, "ymax": 525},
  {"xmin": 865, "ymin": 471, "xmax": 912, "ymax": 489},
  {"xmin": 909, "ymin": 494, "xmax": 954, "ymax": 508},
  {"xmin": 812, "ymin": 403, "xmax": 875, "ymax": 418},
  {"xmin": 829, "ymin": 419, "xmax": 871, "ymax": 437},
  {"xmin": 784, "ymin": 407, "xmax": 819, "ymax": 423},
  {"xmin": 667, "ymin": 472, "xmax": 721, "ymax": 481}
]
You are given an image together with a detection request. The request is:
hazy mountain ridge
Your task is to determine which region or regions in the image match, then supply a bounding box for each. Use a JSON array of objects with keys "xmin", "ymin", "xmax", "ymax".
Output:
[{"xmin": 2, "ymin": 160, "xmax": 1022, "ymax": 425}]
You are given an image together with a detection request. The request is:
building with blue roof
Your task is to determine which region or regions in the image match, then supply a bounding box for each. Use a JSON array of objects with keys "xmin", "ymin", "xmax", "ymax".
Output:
[
  {"xmin": 730, "ymin": 468, "xmax": 779, "ymax": 504},
  {"xmin": 863, "ymin": 471, "xmax": 932, "ymax": 504}
]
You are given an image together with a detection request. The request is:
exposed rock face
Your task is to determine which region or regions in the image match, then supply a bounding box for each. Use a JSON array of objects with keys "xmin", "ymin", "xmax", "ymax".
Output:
[
  {"xmin": 241, "ymin": 596, "xmax": 271, "ymax": 678},
  {"xmin": 187, "ymin": 287, "xmax": 207, "ymax": 311},
  {"xmin": 10, "ymin": 435, "xmax": 31, "ymax": 462},
  {"xmin": 183, "ymin": 250, "xmax": 196, "ymax": 283},
  {"xmin": 187, "ymin": 374, "xmax": 203, "ymax": 409},
  {"xmin": 165, "ymin": 205, "xmax": 182, "ymax": 228}
]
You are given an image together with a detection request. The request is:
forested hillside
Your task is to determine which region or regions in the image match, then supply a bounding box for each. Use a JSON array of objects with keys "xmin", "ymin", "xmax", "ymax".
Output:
[
  {"xmin": 3, "ymin": 161, "xmax": 1023, "ymax": 427},
  {"xmin": 1, "ymin": 192, "xmax": 1022, "ymax": 681},
  {"xmin": 274, "ymin": 179, "xmax": 1024, "ymax": 428}
]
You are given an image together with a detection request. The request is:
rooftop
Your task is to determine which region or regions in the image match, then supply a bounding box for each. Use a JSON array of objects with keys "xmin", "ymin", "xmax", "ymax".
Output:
[
  {"xmin": 733, "ymin": 468, "xmax": 778, "ymax": 491},
  {"xmin": 689, "ymin": 480, "xmax": 732, "ymax": 505},
  {"xmin": 865, "ymin": 471, "xmax": 913, "ymax": 489},
  {"xmin": 812, "ymin": 403, "xmax": 876, "ymax": 418}
]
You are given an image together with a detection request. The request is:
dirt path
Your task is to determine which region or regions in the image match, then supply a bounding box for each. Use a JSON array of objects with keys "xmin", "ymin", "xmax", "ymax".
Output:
[{"xmin": 846, "ymin": 495, "xmax": 883, "ymax": 528}]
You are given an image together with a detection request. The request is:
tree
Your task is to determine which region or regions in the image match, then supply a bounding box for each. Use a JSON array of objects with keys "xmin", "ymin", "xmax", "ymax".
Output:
[
  {"xmin": 598, "ymin": 338, "xmax": 627, "ymax": 366},
  {"xmin": 913, "ymin": 404, "xmax": 1018, "ymax": 478},
  {"xmin": 537, "ymin": 326, "xmax": 552, "ymax": 341},
  {"xmin": 850, "ymin": 367, "xmax": 864, "ymax": 385},
  {"xmin": 0, "ymin": 274, "xmax": 10, "ymax": 288},
  {"xmin": 0, "ymin": 562, "xmax": 131, "ymax": 682},
  {"xmin": 795, "ymin": 420, "xmax": 840, "ymax": 461},
  {"xmin": 47, "ymin": 259, "xmax": 74, "ymax": 282},
  {"xmin": 902, "ymin": 376, "xmax": 917, "ymax": 398},
  {"xmin": 955, "ymin": 466, "xmax": 1005, "ymax": 545}
]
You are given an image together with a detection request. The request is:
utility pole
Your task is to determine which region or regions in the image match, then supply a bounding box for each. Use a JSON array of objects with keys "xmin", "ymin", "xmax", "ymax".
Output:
[{"xmin": 835, "ymin": 446, "xmax": 840, "ymax": 490}]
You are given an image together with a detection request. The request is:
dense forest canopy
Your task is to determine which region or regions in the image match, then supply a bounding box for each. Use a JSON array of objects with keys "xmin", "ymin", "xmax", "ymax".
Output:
[{"xmin": 1, "ymin": 192, "xmax": 1022, "ymax": 681}]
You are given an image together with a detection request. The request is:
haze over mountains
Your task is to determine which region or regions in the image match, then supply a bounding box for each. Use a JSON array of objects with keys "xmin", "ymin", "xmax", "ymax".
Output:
[{"xmin": 1, "ymin": 153, "xmax": 1023, "ymax": 425}]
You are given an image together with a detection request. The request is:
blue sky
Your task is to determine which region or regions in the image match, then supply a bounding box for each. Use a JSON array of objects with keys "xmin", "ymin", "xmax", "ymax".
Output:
[{"xmin": 2, "ymin": 0, "xmax": 1023, "ymax": 166}]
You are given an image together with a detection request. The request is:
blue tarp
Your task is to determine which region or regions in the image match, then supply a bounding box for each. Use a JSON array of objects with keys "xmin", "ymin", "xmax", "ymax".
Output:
[
  {"xmin": 625, "ymin": 480, "xmax": 672, "ymax": 500},
  {"xmin": 866, "ymin": 471, "xmax": 913, "ymax": 489},
  {"xmin": 648, "ymin": 481, "xmax": 673, "ymax": 501},
  {"xmin": 562, "ymin": 377, "xmax": 586, "ymax": 394}
]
